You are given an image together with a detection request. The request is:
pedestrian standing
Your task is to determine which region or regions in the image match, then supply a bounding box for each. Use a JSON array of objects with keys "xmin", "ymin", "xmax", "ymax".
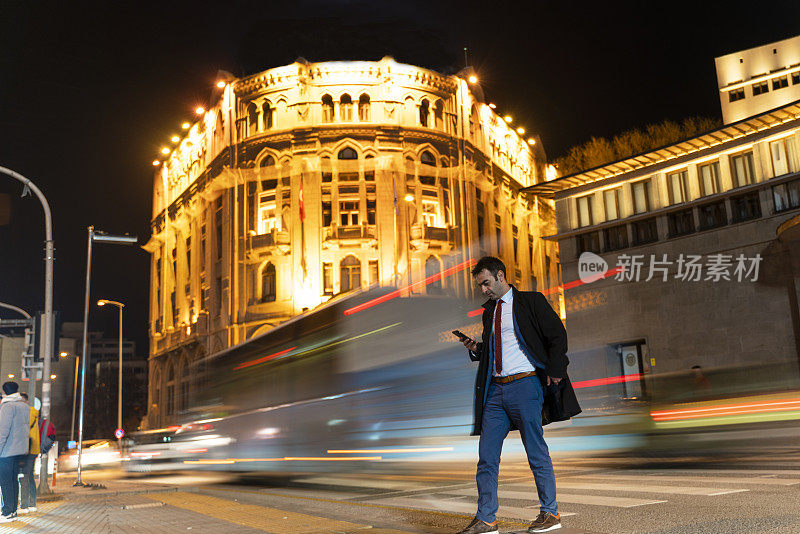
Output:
[
  {"xmin": 0, "ymin": 382, "xmax": 30, "ymax": 522},
  {"xmin": 456, "ymin": 257, "xmax": 579, "ymax": 534},
  {"xmin": 17, "ymin": 393, "xmax": 39, "ymax": 514}
]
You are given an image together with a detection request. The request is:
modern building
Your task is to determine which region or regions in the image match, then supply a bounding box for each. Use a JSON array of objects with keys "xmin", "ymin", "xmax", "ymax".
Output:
[
  {"xmin": 144, "ymin": 57, "xmax": 562, "ymax": 428},
  {"xmin": 716, "ymin": 34, "xmax": 800, "ymax": 124},
  {"xmin": 525, "ymin": 97, "xmax": 800, "ymax": 399}
]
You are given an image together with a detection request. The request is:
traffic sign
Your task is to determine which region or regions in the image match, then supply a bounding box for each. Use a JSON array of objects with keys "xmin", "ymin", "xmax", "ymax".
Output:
[{"xmin": 114, "ymin": 428, "xmax": 124, "ymax": 439}]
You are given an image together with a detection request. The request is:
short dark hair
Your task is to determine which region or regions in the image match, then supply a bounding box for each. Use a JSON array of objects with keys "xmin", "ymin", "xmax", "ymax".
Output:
[
  {"xmin": 19, "ymin": 392, "xmax": 28, "ymax": 400},
  {"xmin": 471, "ymin": 256, "xmax": 507, "ymax": 279},
  {"xmin": 2, "ymin": 382, "xmax": 18, "ymax": 395}
]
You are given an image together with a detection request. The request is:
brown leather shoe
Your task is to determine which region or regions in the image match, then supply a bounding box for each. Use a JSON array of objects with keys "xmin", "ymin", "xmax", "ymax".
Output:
[
  {"xmin": 457, "ymin": 517, "xmax": 499, "ymax": 534},
  {"xmin": 527, "ymin": 511, "xmax": 561, "ymax": 532}
]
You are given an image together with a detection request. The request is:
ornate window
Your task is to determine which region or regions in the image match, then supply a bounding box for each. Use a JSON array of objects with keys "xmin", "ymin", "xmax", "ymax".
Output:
[
  {"xmin": 261, "ymin": 263, "xmax": 276, "ymax": 302},
  {"xmin": 358, "ymin": 94, "xmax": 370, "ymax": 121},
  {"xmin": 340, "ymin": 255, "xmax": 361, "ymax": 293},
  {"xmin": 338, "ymin": 147, "xmax": 358, "ymax": 160},
  {"xmin": 262, "ymin": 101, "xmax": 273, "ymax": 129},
  {"xmin": 260, "ymin": 155, "xmax": 275, "ymax": 168},
  {"xmin": 321, "ymin": 94, "xmax": 334, "ymax": 123},
  {"xmin": 247, "ymin": 102, "xmax": 259, "ymax": 136},
  {"xmin": 166, "ymin": 364, "xmax": 176, "ymax": 416},
  {"xmin": 419, "ymin": 99, "xmax": 430, "ymax": 127},
  {"xmin": 434, "ymin": 99, "xmax": 444, "ymax": 129},
  {"xmin": 340, "ymin": 94, "xmax": 353, "ymax": 121},
  {"xmin": 426, "ymin": 256, "xmax": 443, "ymax": 294},
  {"xmin": 420, "ymin": 150, "xmax": 436, "ymax": 166}
]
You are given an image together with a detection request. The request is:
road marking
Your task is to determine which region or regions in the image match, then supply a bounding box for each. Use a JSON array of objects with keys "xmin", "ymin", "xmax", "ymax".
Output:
[
  {"xmin": 546, "ymin": 481, "xmax": 748, "ymax": 496},
  {"xmin": 365, "ymin": 496, "xmax": 576, "ymax": 520},
  {"xmin": 632, "ymin": 468, "xmax": 800, "ymax": 477},
  {"xmin": 447, "ymin": 488, "xmax": 666, "ymax": 508},
  {"xmin": 586, "ymin": 474, "xmax": 800, "ymax": 486},
  {"xmin": 299, "ymin": 476, "xmax": 428, "ymax": 490}
]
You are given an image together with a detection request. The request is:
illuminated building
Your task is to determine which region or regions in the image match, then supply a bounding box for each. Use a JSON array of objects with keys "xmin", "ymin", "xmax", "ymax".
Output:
[
  {"xmin": 525, "ymin": 96, "xmax": 800, "ymax": 397},
  {"xmin": 716, "ymin": 34, "xmax": 800, "ymax": 124},
  {"xmin": 144, "ymin": 57, "xmax": 560, "ymax": 427}
]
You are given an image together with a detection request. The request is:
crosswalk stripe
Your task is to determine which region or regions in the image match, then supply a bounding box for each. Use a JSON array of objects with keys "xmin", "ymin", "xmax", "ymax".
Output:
[
  {"xmin": 298, "ymin": 476, "xmax": 427, "ymax": 490},
  {"xmin": 547, "ymin": 481, "xmax": 748, "ymax": 496},
  {"xmin": 631, "ymin": 468, "xmax": 800, "ymax": 477},
  {"xmin": 365, "ymin": 496, "xmax": 576, "ymax": 520},
  {"xmin": 445, "ymin": 488, "xmax": 666, "ymax": 508},
  {"xmin": 586, "ymin": 474, "xmax": 800, "ymax": 486}
]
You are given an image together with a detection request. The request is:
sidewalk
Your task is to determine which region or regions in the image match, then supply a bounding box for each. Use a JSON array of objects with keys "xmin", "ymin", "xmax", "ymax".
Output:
[{"xmin": 0, "ymin": 474, "xmax": 416, "ymax": 533}]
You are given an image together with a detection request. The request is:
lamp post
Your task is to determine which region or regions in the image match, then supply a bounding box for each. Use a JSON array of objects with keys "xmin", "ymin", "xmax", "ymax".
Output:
[
  {"xmin": 97, "ymin": 299, "xmax": 124, "ymax": 436},
  {"xmin": 75, "ymin": 227, "xmax": 137, "ymax": 487}
]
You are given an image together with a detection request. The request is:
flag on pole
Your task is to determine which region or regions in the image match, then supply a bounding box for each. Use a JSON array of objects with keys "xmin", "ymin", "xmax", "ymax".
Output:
[
  {"xmin": 392, "ymin": 174, "xmax": 398, "ymax": 215},
  {"xmin": 299, "ymin": 174, "xmax": 306, "ymax": 222}
]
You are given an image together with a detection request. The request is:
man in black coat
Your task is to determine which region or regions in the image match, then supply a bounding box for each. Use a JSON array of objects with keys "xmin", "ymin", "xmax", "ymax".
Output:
[{"xmin": 456, "ymin": 256, "xmax": 574, "ymax": 534}]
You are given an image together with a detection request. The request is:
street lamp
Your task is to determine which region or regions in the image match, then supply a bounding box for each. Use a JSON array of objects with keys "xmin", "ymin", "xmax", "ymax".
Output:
[
  {"xmin": 97, "ymin": 299, "xmax": 124, "ymax": 439},
  {"xmin": 75, "ymin": 227, "xmax": 137, "ymax": 487}
]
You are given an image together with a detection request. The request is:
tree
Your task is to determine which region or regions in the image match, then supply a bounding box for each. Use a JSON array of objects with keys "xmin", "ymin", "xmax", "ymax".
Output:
[{"xmin": 553, "ymin": 117, "xmax": 721, "ymax": 176}]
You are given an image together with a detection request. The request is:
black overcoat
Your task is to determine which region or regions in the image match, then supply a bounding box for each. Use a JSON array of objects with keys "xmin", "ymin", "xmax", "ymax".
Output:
[{"xmin": 469, "ymin": 286, "xmax": 581, "ymax": 436}]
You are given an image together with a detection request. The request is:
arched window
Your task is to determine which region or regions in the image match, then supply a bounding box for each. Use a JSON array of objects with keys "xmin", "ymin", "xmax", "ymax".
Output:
[
  {"xmin": 434, "ymin": 99, "xmax": 444, "ymax": 130},
  {"xmin": 262, "ymin": 101, "xmax": 273, "ymax": 129},
  {"xmin": 247, "ymin": 102, "xmax": 259, "ymax": 135},
  {"xmin": 404, "ymin": 96, "xmax": 416, "ymax": 124},
  {"xmin": 358, "ymin": 94, "xmax": 370, "ymax": 121},
  {"xmin": 426, "ymin": 256, "xmax": 443, "ymax": 294},
  {"xmin": 440, "ymin": 157, "xmax": 450, "ymax": 168},
  {"xmin": 340, "ymin": 255, "xmax": 361, "ymax": 293},
  {"xmin": 469, "ymin": 105, "xmax": 478, "ymax": 138},
  {"xmin": 260, "ymin": 155, "xmax": 275, "ymax": 168},
  {"xmin": 166, "ymin": 364, "xmax": 176, "ymax": 416},
  {"xmin": 338, "ymin": 147, "xmax": 358, "ymax": 160},
  {"xmin": 261, "ymin": 263, "xmax": 276, "ymax": 302},
  {"xmin": 340, "ymin": 94, "xmax": 353, "ymax": 121},
  {"xmin": 321, "ymin": 94, "xmax": 334, "ymax": 123},
  {"xmin": 420, "ymin": 150, "xmax": 436, "ymax": 166},
  {"xmin": 419, "ymin": 99, "xmax": 430, "ymax": 127},
  {"xmin": 151, "ymin": 367, "xmax": 161, "ymax": 422},
  {"xmin": 179, "ymin": 359, "xmax": 190, "ymax": 412},
  {"xmin": 214, "ymin": 111, "xmax": 224, "ymax": 146}
]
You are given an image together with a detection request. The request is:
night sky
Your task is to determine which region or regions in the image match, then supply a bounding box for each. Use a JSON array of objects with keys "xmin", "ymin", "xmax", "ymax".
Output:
[{"xmin": 0, "ymin": 0, "xmax": 798, "ymax": 353}]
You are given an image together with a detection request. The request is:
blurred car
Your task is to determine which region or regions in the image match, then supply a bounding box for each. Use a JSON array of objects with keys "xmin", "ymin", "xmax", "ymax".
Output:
[
  {"xmin": 125, "ymin": 427, "xmax": 187, "ymax": 474},
  {"xmin": 58, "ymin": 439, "xmax": 121, "ymax": 471}
]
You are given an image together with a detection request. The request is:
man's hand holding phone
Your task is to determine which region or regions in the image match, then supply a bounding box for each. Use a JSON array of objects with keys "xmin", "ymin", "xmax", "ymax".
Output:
[{"xmin": 452, "ymin": 330, "xmax": 478, "ymax": 352}]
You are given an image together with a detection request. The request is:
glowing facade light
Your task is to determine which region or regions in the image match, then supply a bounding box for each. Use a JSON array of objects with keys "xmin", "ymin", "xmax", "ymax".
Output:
[
  {"xmin": 50, "ymin": 374, "xmax": 57, "ymax": 380},
  {"xmin": 403, "ymin": 194, "xmax": 414, "ymax": 202},
  {"xmin": 171, "ymin": 135, "xmax": 180, "ymax": 143},
  {"xmin": 216, "ymin": 80, "xmax": 226, "ymax": 89},
  {"xmin": 504, "ymin": 115, "xmax": 512, "ymax": 123},
  {"xmin": 195, "ymin": 106, "xmax": 205, "ymax": 115},
  {"xmin": 181, "ymin": 122, "xmax": 190, "ymax": 130},
  {"xmin": 488, "ymin": 103, "xmax": 496, "ymax": 109},
  {"xmin": 60, "ymin": 352, "xmax": 68, "ymax": 357},
  {"xmin": 152, "ymin": 160, "xmax": 160, "ymax": 166},
  {"xmin": 161, "ymin": 147, "xmax": 170, "ymax": 155},
  {"xmin": 516, "ymin": 127, "xmax": 525, "ymax": 134},
  {"xmin": 468, "ymin": 75, "xmax": 478, "ymax": 84},
  {"xmin": 7, "ymin": 374, "xmax": 13, "ymax": 379},
  {"xmin": 527, "ymin": 138, "xmax": 536, "ymax": 145}
]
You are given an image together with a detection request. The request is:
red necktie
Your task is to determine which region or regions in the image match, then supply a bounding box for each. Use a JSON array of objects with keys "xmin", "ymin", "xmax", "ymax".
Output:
[{"xmin": 494, "ymin": 299, "xmax": 503, "ymax": 375}]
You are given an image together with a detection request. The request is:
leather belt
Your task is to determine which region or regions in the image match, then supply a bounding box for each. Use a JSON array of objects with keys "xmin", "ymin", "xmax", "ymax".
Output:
[{"xmin": 492, "ymin": 370, "xmax": 536, "ymax": 384}]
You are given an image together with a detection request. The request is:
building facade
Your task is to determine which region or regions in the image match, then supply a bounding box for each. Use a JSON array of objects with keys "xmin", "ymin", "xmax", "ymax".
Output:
[
  {"xmin": 525, "ymin": 100, "xmax": 800, "ymax": 399},
  {"xmin": 716, "ymin": 34, "xmax": 800, "ymax": 124},
  {"xmin": 145, "ymin": 57, "xmax": 561, "ymax": 428}
]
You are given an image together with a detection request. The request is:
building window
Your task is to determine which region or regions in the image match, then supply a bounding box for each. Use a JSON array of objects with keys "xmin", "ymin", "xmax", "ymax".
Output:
[
  {"xmin": 793, "ymin": 72, "xmax": 800, "ymax": 85},
  {"xmin": 495, "ymin": 214, "xmax": 502, "ymax": 254},
  {"xmin": 367, "ymin": 199, "xmax": 376, "ymax": 224},
  {"xmin": 322, "ymin": 156, "xmax": 332, "ymax": 183},
  {"xmin": 631, "ymin": 180, "xmax": 651, "ymax": 214},
  {"xmin": 752, "ymin": 81, "xmax": 769, "ymax": 96},
  {"xmin": 215, "ymin": 197, "xmax": 223, "ymax": 260},
  {"xmin": 322, "ymin": 201, "xmax": 332, "ymax": 227},
  {"xmin": 364, "ymin": 155, "xmax": 375, "ymax": 181},
  {"xmin": 166, "ymin": 365, "xmax": 175, "ymax": 416},
  {"xmin": 728, "ymin": 88, "xmax": 745, "ymax": 102},
  {"xmin": 421, "ymin": 199, "xmax": 441, "ymax": 227},
  {"xmin": 698, "ymin": 161, "xmax": 721, "ymax": 195},
  {"xmin": 340, "ymin": 255, "xmax": 361, "ymax": 293},
  {"xmin": 340, "ymin": 200, "xmax": 359, "ymax": 226},
  {"xmin": 369, "ymin": 260, "xmax": 379, "ymax": 286},
  {"xmin": 731, "ymin": 191, "xmax": 762, "ymax": 223},
  {"xmin": 179, "ymin": 363, "xmax": 190, "ymax": 413},
  {"xmin": 603, "ymin": 188, "xmax": 621, "ymax": 220},
  {"xmin": 261, "ymin": 263, "xmax": 276, "ymax": 302},
  {"xmin": 576, "ymin": 195, "xmax": 594, "ymax": 227},
  {"xmin": 730, "ymin": 152, "xmax": 755, "ymax": 187},
  {"xmin": 697, "ymin": 201, "xmax": 727, "ymax": 230},
  {"xmin": 576, "ymin": 231, "xmax": 600, "ymax": 255},
  {"xmin": 321, "ymin": 94, "xmax": 334, "ymax": 123},
  {"xmin": 247, "ymin": 102, "xmax": 258, "ymax": 135},
  {"xmin": 262, "ymin": 102, "xmax": 273, "ymax": 129},
  {"xmin": 420, "ymin": 150, "xmax": 436, "ymax": 166},
  {"xmin": 667, "ymin": 208, "xmax": 695, "ymax": 238},
  {"xmin": 340, "ymin": 94, "xmax": 353, "ymax": 121},
  {"xmin": 425, "ymin": 256, "xmax": 442, "ymax": 294},
  {"xmin": 260, "ymin": 155, "xmax": 275, "ymax": 168},
  {"xmin": 434, "ymin": 99, "xmax": 444, "ymax": 129},
  {"xmin": 512, "ymin": 225, "xmax": 519, "ymax": 262},
  {"xmin": 667, "ymin": 169, "xmax": 691, "ymax": 204},
  {"xmin": 258, "ymin": 193, "xmax": 277, "ymax": 234},
  {"xmin": 185, "ymin": 236, "xmax": 191, "ymax": 275},
  {"xmin": 338, "ymin": 147, "xmax": 358, "ymax": 161},
  {"xmin": 632, "ymin": 217, "xmax": 658, "ymax": 245},
  {"xmin": 770, "ymin": 137, "xmax": 798, "ymax": 177},
  {"xmin": 773, "ymin": 75, "xmax": 789, "ymax": 90},
  {"xmin": 358, "ymin": 94, "xmax": 370, "ymax": 121},
  {"xmin": 603, "ymin": 225, "xmax": 628, "ymax": 252},
  {"xmin": 773, "ymin": 177, "xmax": 800, "ymax": 212},
  {"xmin": 419, "ymin": 99, "xmax": 430, "ymax": 127},
  {"xmin": 322, "ymin": 263, "xmax": 333, "ymax": 295}
]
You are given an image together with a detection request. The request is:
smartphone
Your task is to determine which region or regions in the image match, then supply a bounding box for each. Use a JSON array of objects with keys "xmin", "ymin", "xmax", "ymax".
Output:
[{"xmin": 452, "ymin": 330, "xmax": 471, "ymax": 342}]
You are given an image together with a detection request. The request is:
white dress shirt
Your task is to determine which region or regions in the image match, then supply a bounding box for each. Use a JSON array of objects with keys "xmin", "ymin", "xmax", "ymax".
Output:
[{"xmin": 492, "ymin": 287, "xmax": 536, "ymax": 377}]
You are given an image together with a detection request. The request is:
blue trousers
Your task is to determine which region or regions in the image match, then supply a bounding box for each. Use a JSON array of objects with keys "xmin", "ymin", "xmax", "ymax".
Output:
[
  {"xmin": 18, "ymin": 454, "xmax": 36, "ymax": 509},
  {"xmin": 476, "ymin": 376, "xmax": 557, "ymax": 523},
  {"xmin": 0, "ymin": 455, "xmax": 22, "ymax": 517}
]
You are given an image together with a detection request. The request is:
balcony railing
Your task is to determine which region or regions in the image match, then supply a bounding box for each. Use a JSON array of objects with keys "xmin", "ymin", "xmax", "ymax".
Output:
[
  {"xmin": 249, "ymin": 228, "xmax": 290, "ymax": 249},
  {"xmin": 324, "ymin": 225, "xmax": 376, "ymax": 241}
]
